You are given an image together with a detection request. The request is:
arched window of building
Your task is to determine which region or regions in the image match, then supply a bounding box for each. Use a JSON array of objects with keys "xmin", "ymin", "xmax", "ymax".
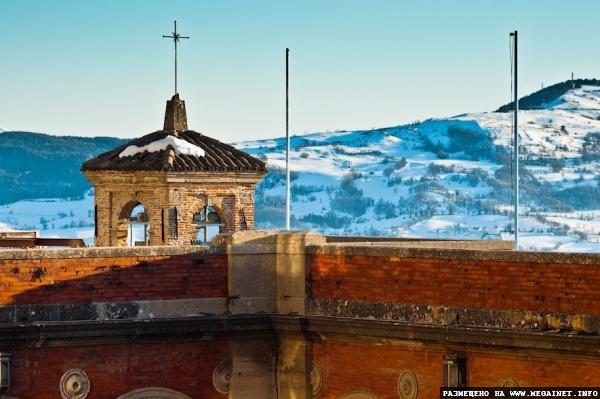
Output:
[
  {"xmin": 338, "ymin": 389, "xmax": 380, "ymax": 399},
  {"xmin": 115, "ymin": 387, "xmax": 192, "ymax": 399}
]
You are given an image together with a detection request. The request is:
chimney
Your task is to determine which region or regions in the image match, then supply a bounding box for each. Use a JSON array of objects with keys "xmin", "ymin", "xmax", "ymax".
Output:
[{"xmin": 163, "ymin": 93, "xmax": 188, "ymax": 135}]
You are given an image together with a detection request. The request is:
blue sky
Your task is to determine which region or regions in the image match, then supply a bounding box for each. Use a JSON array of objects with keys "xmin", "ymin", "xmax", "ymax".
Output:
[{"xmin": 1, "ymin": 0, "xmax": 599, "ymax": 142}]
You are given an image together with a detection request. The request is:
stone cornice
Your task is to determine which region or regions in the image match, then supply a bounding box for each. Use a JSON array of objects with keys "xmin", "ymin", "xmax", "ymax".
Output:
[
  {"xmin": 83, "ymin": 171, "xmax": 265, "ymax": 185},
  {"xmin": 164, "ymin": 171, "xmax": 266, "ymax": 184},
  {"xmin": 1, "ymin": 314, "xmax": 599, "ymax": 357}
]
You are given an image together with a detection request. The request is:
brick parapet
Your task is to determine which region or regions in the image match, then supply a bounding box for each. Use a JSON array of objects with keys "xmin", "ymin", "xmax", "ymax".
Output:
[
  {"xmin": 308, "ymin": 247, "xmax": 600, "ymax": 318},
  {"xmin": 0, "ymin": 244, "xmax": 222, "ymax": 260},
  {"xmin": 308, "ymin": 241, "xmax": 600, "ymax": 264},
  {"xmin": 3, "ymin": 233, "xmax": 600, "ymax": 396},
  {"xmin": 0, "ymin": 245, "xmax": 227, "ymax": 306}
]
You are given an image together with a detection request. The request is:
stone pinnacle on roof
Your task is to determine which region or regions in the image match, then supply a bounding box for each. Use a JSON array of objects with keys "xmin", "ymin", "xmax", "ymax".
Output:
[{"xmin": 163, "ymin": 93, "xmax": 188, "ymax": 134}]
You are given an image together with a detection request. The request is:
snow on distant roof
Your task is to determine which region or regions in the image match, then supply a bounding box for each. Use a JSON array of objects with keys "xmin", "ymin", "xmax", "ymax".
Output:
[{"xmin": 119, "ymin": 135, "xmax": 206, "ymax": 158}]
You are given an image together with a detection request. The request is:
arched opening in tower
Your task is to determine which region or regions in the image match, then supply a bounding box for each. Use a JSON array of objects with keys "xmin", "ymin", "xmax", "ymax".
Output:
[
  {"xmin": 128, "ymin": 203, "xmax": 150, "ymax": 246},
  {"xmin": 116, "ymin": 201, "xmax": 151, "ymax": 247},
  {"xmin": 191, "ymin": 205, "xmax": 225, "ymax": 244}
]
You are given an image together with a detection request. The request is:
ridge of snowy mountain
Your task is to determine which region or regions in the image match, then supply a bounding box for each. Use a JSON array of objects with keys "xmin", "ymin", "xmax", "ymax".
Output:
[{"xmin": 233, "ymin": 83, "xmax": 600, "ymax": 251}]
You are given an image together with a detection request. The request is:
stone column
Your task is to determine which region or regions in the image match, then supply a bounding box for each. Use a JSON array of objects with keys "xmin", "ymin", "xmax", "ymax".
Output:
[
  {"xmin": 216, "ymin": 230, "xmax": 325, "ymax": 314},
  {"xmin": 215, "ymin": 230, "xmax": 325, "ymax": 398},
  {"xmin": 276, "ymin": 231, "xmax": 324, "ymax": 315},
  {"xmin": 93, "ymin": 186, "xmax": 111, "ymax": 247},
  {"xmin": 229, "ymin": 337, "xmax": 277, "ymax": 399},
  {"xmin": 277, "ymin": 334, "xmax": 312, "ymax": 399}
]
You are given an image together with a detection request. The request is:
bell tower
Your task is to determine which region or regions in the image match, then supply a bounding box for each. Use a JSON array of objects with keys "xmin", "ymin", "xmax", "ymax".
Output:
[{"xmin": 81, "ymin": 94, "xmax": 268, "ymax": 247}]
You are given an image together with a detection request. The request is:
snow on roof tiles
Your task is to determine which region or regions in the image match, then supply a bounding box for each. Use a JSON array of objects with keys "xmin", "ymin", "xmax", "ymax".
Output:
[
  {"xmin": 119, "ymin": 135, "xmax": 206, "ymax": 158},
  {"xmin": 81, "ymin": 130, "xmax": 267, "ymax": 173}
]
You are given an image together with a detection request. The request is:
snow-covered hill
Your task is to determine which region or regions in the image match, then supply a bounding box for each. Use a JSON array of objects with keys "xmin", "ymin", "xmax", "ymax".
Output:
[
  {"xmin": 3, "ymin": 81, "xmax": 600, "ymax": 252},
  {"xmin": 0, "ymin": 191, "xmax": 147, "ymax": 247},
  {"xmin": 234, "ymin": 84, "xmax": 600, "ymax": 252},
  {"xmin": 0, "ymin": 192, "xmax": 95, "ymax": 245}
]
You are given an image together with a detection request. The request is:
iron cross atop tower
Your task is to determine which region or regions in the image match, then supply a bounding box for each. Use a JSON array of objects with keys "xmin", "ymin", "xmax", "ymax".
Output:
[{"xmin": 163, "ymin": 20, "xmax": 189, "ymax": 95}]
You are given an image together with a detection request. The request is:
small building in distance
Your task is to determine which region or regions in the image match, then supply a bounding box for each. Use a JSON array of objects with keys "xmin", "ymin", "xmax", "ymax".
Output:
[{"xmin": 81, "ymin": 94, "xmax": 268, "ymax": 247}]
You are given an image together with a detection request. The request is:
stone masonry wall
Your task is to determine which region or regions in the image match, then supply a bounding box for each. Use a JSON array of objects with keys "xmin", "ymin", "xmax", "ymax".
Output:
[{"xmin": 88, "ymin": 171, "xmax": 259, "ymax": 247}]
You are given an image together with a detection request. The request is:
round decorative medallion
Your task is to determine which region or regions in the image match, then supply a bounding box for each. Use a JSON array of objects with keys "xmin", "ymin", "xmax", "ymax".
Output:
[
  {"xmin": 60, "ymin": 368, "xmax": 90, "ymax": 399},
  {"xmin": 398, "ymin": 370, "xmax": 418, "ymax": 399},
  {"xmin": 310, "ymin": 362, "xmax": 323, "ymax": 396},
  {"xmin": 503, "ymin": 379, "xmax": 519, "ymax": 388},
  {"xmin": 212, "ymin": 361, "xmax": 230, "ymax": 396}
]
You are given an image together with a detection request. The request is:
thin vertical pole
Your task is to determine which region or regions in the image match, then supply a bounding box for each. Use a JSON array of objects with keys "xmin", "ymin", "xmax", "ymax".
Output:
[
  {"xmin": 285, "ymin": 48, "xmax": 291, "ymax": 230},
  {"xmin": 511, "ymin": 30, "xmax": 519, "ymax": 250},
  {"xmin": 174, "ymin": 23, "xmax": 178, "ymax": 94},
  {"xmin": 163, "ymin": 21, "xmax": 189, "ymax": 96},
  {"xmin": 204, "ymin": 206, "xmax": 208, "ymax": 243}
]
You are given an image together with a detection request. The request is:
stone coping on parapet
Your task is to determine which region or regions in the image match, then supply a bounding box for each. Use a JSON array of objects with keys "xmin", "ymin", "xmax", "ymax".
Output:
[
  {"xmin": 309, "ymin": 238, "xmax": 600, "ymax": 265},
  {"xmin": 0, "ymin": 244, "xmax": 219, "ymax": 260},
  {"xmin": 325, "ymin": 235, "xmax": 512, "ymax": 247},
  {"xmin": 325, "ymin": 235, "xmax": 514, "ymax": 250},
  {"xmin": 2, "ymin": 230, "xmax": 600, "ymax": 265}
]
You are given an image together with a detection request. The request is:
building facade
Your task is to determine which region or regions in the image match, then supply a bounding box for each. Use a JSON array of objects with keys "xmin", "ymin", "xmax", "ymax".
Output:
[{"xmin": 1, "ymin": 232, "xmax": 600, "ymax": 398}]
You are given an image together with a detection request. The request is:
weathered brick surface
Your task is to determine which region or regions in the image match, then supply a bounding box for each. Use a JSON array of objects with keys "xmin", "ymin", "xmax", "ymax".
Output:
[
  {"xmin": 0, "ymin": 253, "xmax": 227, "ymax": 305},
  {"xmin": 468, "ymin": 349, "xmax": 600, "ymax": 387},
  {"xmin": 313, "ymin": 340, "xmax": 600, "ymax": 398},
  {"xmin": 86, "ymin": 171, "xmax": 261, "ymax": 246},
  {"xmin": 309, "ymin": 254, "xmax": 600, "ymax": 315},
  {"xmin": 313, "ymin": 340, "xmax": 443, "ymax": 399},
  {"xmin": 9, "ymin": 341, "xmax": 228, "ymax": 399},
  {"xmin": 3, "ymin": 238, "xmax": 600, "ymax": 397}
]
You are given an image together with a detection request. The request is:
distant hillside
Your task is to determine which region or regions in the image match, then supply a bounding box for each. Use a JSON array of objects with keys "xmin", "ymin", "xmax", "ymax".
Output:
[
  {"xmin": 0, "ymin": 132, "xmax": 128, "ymax": 205},
  {"xmin": 231, "ymin": 82, "xmax": 600, "ymax": 251},
  {"xmin": 5, "ymin": 79, "xmax": 600, "ymax": 251},
  {"xmin": 496, "ymin": 78, "xmax": 600, "ymax": 112}
]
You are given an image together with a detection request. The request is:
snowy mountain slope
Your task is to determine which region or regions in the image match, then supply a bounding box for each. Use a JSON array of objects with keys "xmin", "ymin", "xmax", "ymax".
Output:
[
  {"xmin": 0, "ymin": 191, "xmax": 150, "ymax": 247},
  {"xmin": 3, "ymin": 81, "xmax": 600, "ymax": 251},
  {"xmin": 234, "ymin": 83, "xmax": 600, "ymax": 251},
  {"xmin": 0, "ymin": 192, "xmax": 95, "ymax": 245},
  {"xmin": 470, "ymin": 85, "xmax": 600, "ymax": 159}
]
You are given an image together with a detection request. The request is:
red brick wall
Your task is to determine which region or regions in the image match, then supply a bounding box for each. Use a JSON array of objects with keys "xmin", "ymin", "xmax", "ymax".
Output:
[
  {"xmin": 313, "ymin": 341, "xmax": 600, "ymax": 397},
  {"xmin": 309, "ymin": 254, "xmax": 600, "ymax": 315},
  {"xmin": 313, "ymin": 340, "xmax": 443, "ymax": 399},
  {"xmin": 9, "ymin": 341, "xmax": 228, "ymax": 399},
  {"xmin": 468, "ymin": 350, "xmax": 600, "ymax": 387},
  {"xmin": 0, "ymin": 253, "xmax": 228, "ymax": 305}
]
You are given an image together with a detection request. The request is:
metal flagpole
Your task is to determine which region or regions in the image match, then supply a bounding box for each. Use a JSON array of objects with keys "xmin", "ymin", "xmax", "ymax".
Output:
[
  {"xmin": 510, "ymin": 30, "xmax": 519, "ymax": 250},
  {"xmin": 285, "ymin": 48, "xmax": 291, "ymax": 231}
]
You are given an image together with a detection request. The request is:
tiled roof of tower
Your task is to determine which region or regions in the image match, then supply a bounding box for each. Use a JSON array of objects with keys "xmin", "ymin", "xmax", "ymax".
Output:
[
  {"xmin": 81, "ymin": 94, "xmax": 267, "ymax": 174},
  {"xmin": 81, "ymin": 129, "xmax": 268, "ymax": 173}
]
